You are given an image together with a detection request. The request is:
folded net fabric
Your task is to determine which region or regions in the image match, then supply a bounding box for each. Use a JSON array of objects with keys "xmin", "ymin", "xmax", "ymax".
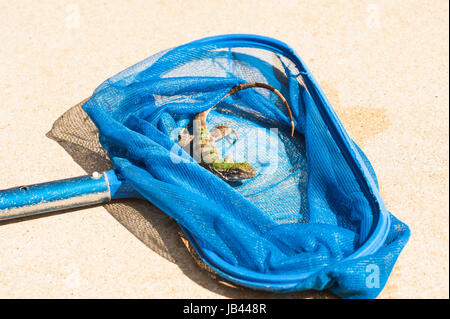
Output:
[{"xmin": 82, "ymin": 35, "xmax": 410, "ymax": 298}]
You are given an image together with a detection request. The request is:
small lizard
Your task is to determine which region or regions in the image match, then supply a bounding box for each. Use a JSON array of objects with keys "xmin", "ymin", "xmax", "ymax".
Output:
[{"xmin": 178, "ymin": 82, "xmax": 295, "ymax": 182}]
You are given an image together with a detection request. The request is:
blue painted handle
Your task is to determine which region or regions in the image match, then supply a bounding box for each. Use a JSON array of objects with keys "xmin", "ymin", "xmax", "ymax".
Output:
[{"xmin": 0, "ymin": 170, "xmax": 142, "ymax": 221}]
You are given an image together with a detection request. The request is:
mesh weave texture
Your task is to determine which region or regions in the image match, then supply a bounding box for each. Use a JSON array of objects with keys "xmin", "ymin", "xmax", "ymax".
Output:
[{"xmin": 80, "ymin": 36, "xmax": 410, "ymax": 298}]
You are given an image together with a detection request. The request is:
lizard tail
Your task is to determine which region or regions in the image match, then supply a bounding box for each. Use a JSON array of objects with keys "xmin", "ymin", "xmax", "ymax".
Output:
[{"xmin": 221, "ymin": 82, "xmax": 296, "ymax": 137}]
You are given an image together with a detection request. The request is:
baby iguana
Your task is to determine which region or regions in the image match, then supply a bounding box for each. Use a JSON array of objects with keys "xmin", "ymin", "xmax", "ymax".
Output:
[{"xmin": 178, "ymin": 82, "xmax": 295, "ymax": 182}]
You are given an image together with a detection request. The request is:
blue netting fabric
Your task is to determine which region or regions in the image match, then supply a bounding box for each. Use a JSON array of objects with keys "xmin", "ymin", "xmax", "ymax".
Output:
[{"xmin": 82, "ymin": 36, "xmax": 409, "ymax": 298}]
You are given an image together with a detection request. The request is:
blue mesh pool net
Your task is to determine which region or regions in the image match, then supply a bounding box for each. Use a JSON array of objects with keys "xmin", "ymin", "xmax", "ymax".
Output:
[{"xmin": 82, "ymin": 34, "xmax": 410, "ymax": 299}]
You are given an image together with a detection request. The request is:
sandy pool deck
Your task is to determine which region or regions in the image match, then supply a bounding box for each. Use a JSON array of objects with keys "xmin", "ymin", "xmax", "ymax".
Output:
[{"xmin": 0, "ymin": 1, "xmax": 448, "ymax": 298}]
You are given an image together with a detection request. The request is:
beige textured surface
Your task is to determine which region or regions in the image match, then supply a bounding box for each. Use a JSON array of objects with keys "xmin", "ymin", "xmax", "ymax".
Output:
[{"xmin": 0, "ymin": 0, "xmax": 448, "ymax": 298}]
